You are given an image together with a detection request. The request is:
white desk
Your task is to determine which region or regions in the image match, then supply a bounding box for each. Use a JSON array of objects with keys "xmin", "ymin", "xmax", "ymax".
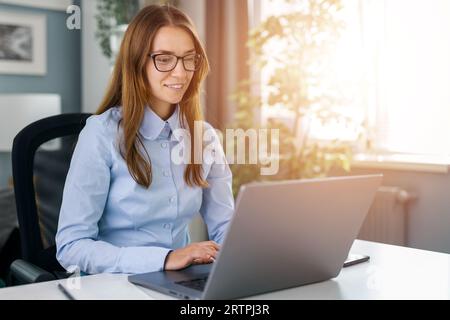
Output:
[{"xmin": 0, "ymin": 240, "xmax": 449, "ymax": 300}]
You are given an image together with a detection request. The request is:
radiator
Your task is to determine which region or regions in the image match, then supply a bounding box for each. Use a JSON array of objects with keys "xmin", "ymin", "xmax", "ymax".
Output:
[{"xmin": 358, "ymin": 186, "xmax": 415, "ymax": 246}]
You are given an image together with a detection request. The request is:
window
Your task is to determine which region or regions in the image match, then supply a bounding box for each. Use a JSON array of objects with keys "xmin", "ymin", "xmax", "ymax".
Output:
[
  {"xmin": 256, "ymin": 0, "xmax": 450, "ymax": 160},
  {"xmin": 365, "ymin": 0, "xmax": 450, "ymax": 157}
]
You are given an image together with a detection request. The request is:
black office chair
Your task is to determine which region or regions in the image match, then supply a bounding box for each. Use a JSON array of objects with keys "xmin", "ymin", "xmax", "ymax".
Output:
[{"xmin": 9, "ymin": 113, "xmax": 92, "ymax": 285}]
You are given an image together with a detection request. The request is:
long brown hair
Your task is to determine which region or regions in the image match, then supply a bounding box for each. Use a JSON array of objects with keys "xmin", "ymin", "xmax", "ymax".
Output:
[{"xmin": 97, "ymin": 4, "xmax": 209, "ymax": 188}]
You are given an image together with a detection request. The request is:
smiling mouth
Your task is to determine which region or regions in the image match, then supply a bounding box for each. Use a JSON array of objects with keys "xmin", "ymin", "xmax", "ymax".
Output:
[{"xmin": 164, "ymin": 84, "xmax": 184, "ymax": 89}]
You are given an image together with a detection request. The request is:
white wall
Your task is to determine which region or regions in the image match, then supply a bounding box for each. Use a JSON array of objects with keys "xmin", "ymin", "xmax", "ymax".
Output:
[
  {"xmin": 344, "ymin": 167, "xmax": 450, "ymax": 255},
  {"xmin": 81, "ymin": 0, "xmax": 110, "ymax": 113}
]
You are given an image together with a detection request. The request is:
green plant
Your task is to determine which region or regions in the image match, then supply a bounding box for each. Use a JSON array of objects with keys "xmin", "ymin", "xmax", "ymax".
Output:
[
  {"xmin": 95, "ymin": 0, "xmax": 140, "ymax": 59},
  {"xmin": 95, "ymin": 0, "xmax": 177, "ymax": 60},
  {"xmin": 229, "ymin": 0, "xmax": 357, "ymax": 196}
]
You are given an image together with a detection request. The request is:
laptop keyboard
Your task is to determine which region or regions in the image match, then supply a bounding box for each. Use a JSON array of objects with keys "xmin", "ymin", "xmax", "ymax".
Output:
[{"xmin": 176, "ymin": 277, "xmax": 208, "ymax": 291}]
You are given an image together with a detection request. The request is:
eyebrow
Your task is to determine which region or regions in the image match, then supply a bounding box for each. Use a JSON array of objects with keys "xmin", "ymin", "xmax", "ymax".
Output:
[{"xmin": 153, "ymin": 49, "xmax": 196, "ymax": 55}]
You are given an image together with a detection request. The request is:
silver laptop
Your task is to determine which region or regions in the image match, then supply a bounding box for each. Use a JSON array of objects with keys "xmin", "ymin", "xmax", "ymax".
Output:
[{"xmin": 128, "ymin": 174, "xmax": 382, "ymax": 299}]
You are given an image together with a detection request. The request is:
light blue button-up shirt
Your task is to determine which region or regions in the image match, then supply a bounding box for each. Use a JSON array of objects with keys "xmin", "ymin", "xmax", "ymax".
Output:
[{"xmin": 55, "ymin": 106, "xmax": 234, "ymax": 274}]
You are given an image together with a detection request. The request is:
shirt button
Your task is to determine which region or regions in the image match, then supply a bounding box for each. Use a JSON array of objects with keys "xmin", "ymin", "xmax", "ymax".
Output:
[
  {"xmin": 163, "ymin": 170, "xmax": 171, "ymax": 177},
  {"xmin": 169, "ymin": 196, "xmax": 176, "ymax": 204},
  {"xmin": 161, "ymin": 142, "xmax": 168, "ymax": 149},
  {"xmin": 163, "ymin": 223, "xmax": 171, "ymax": 229}
]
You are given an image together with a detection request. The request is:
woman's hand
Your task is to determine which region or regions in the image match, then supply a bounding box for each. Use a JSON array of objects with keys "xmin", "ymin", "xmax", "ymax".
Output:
[{"xmin": 164, "ymin": 241, "xmax": 220, "ymax": 271}]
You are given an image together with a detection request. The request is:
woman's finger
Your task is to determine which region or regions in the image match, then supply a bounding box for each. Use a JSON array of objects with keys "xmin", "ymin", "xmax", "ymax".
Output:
[
  {"xmin": 208, "ymin": 241, "xmax": 220, "ymax": 251},
  {"xmin": 193, "ymin": 250, "xmax": 215, "ymax": 264},
  {"xmin": 198, "ymin": 241, "xmax": 220, "ymax": 251},
  {"xmin": 206, "ymin": 248, "xmax": 218, "ymax": 258}
]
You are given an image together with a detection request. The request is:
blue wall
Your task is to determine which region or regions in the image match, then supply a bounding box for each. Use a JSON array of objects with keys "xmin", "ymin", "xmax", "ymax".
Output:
[{"xmin": 0, "ymin": 3, "xmax": 81, "ymax": 188}]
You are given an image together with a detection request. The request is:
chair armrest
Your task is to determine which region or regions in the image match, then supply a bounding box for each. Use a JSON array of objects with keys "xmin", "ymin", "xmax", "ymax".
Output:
[{"xmin": 9, "ymin": 259, "xmax": 56, "ymax": 285}]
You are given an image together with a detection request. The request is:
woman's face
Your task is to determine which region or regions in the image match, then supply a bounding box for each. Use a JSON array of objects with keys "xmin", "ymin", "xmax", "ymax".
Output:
[{"xmin": 147, "ymin": 26, "xmax": 196, "ymax": 112}]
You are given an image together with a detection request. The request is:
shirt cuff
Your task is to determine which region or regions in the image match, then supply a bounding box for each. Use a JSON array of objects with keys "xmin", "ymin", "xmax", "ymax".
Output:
[{"xmin": 163, "ymin": 250, "xmax": 174, "ymax": 271}]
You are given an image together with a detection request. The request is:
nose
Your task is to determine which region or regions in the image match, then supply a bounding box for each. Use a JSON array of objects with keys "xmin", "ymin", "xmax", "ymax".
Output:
[{"xmin": 170, "ymin": 58, "xmax": 187, "ymax": 77}]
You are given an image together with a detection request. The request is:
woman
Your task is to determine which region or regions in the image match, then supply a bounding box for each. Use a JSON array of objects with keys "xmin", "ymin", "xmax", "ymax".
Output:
[{"xmin": 55, "ymin": 5, "xmax": 234, "ymax": 274}]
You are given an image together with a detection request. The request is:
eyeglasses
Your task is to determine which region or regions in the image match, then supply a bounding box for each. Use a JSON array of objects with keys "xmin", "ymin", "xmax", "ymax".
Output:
[{"xmin": 149, "ymin": 53, "xmax": 202, "ymax": 72}]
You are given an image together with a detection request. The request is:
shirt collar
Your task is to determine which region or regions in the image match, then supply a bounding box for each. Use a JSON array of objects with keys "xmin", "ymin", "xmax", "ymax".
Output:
[{"xmin": 139, "ymin": 105, "xmax": 182, "ymax": 141}]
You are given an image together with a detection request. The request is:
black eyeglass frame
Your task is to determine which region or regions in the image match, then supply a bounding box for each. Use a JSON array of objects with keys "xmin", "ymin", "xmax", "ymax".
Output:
[{"xmin": 149, "ymin": 53, "xmax": 202, "ymax": 72}]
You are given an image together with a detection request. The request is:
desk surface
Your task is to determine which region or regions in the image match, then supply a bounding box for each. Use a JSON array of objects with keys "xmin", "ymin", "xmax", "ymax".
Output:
[{"xmin": 0, "ymin": 240, "xmax": 449, "ymax": 300}]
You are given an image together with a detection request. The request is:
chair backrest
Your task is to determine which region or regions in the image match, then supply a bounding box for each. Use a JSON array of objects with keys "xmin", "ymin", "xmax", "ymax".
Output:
[{"xmin": 12, "ymin": 113, "xmax": 92, "ymax": 272}]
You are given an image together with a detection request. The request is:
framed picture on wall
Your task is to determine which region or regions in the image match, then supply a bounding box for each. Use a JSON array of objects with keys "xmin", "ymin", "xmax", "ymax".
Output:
[
  {"xmin": 0, "ymin": 0, "xmax": 72, "ymax": 11},
  {"xmin": 0, "ymin": 11, "xmax": 46, "ymax": 75}
]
